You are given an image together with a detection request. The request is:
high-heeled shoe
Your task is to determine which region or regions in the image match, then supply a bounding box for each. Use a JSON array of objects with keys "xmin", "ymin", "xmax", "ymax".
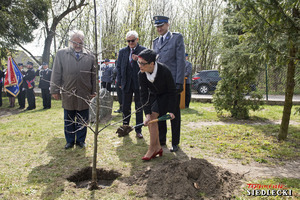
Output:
[{"xmin": 142, "ymin": 148, "xmax": 163, "ymax": 161}]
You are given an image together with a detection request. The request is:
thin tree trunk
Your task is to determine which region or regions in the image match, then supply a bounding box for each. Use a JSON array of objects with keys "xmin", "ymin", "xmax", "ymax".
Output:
[
  {"xmin": 278, "ymin": 42, "xmax": 296, "ymax": 140},
  {"xmin": 42, "ymin": 30, "xmax": 55, "ymax": 64},
  {"xmin": 89, "ymin": 0, "xmax": 99, "ymax": 190}
]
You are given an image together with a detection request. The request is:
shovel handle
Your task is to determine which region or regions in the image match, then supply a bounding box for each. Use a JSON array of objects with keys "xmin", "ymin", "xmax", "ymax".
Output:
[{"xmin": 133, "ymin": 114, "xmax": 171, "ymax": 129}]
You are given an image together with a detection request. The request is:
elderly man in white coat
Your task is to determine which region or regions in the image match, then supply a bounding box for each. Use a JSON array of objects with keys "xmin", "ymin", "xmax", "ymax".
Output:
[{"xmin": 50, "ymin": 30, "xmax": 96, "ymax": 149}]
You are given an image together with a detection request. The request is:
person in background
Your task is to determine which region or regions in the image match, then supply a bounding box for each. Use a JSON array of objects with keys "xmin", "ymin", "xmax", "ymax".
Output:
[
  {"xmin": 185, "ymin": 53, "xmax": 192, "ymax": 108},
  {"xmin": 113, "ymin": 57, "xmax": 122, "ymax": 113},
  {"xmin": 117, "ymin": 30, "xmax": 146, "ymax": 139},
  {"xmin": 100, "ymin": 59, "xmax": 113, "ymax": 92},
  {"xmin": 50, "ymin": 30, "xmax": 96, "ymax": 149},
  {"xmin": 36, "ymin": 62, "xmax": 52, "ymax": 109},
  {"xmin": 152, "ymin": 15, "xmax": 185, "ymax": 152},
  {"xmin": 17, "ymin": 63, "xmax": 26, "ymax": 109},
  {"xmin": 23, "ymin": 61, "xmax": 36, "ymax": 110},
  {"xmin": 0, "ymin": 67, "xmax": 4, "ymax": 107},
  {"xmin": 138, "ymin": 49, "xmax": 176, "ymax": 161}
]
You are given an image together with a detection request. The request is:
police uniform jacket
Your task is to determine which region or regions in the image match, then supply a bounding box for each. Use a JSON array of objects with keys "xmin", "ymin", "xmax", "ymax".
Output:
[
  {"xmin": 23, "ymin": 68, "xmax": 36, "ymax": 89},
  {"xmin": 36, "ymin": 68, "xmax": 52, "ymax": 89},
  {"xmin": 153, "ymin": 32, "xmax": 185, "ymax": 86},
  {"xmin": 50, "ymin": 47, "xmax": 96, "ymax": 111},
  {"xmin": 100, "ymin": 64, "xmax": 113, "ymax": 83},
  {"xmin": 185, "ymin": 60, "xmax": 192, "ymax": 84},
  {"xmin": 139, "ymin": 62, "xmax": 176, "ymax": 115},
  {"xmin": 117, "ymin": 43, "xmax": 146, "ymax": 92}
]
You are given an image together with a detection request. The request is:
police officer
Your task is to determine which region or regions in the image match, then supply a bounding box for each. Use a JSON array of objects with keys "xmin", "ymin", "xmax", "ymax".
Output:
[
  {"xmin": 36, "ymin": 62, "xmax": 52, "ymax": 109},
  {"xmin": 17, "ymin": 63, "xmax": 26, "ymax": 109},
  {"xmin": 100, "ymin": 59, "xmax": 113, "ymax": 92},
  {"xmin": 152, "ymin": 16, "xmax": 186, "ymax": 152},
  {"xmin": 23, "ymin": 61, "xmax": 36, "ymax": 110},
  {"xmin": 185, "ymin": 53, "xmax": 192, "ymax": 108}
]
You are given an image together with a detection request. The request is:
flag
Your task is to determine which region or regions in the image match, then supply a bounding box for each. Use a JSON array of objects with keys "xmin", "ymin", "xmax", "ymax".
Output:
[{"xmin": 4, "ymin": 56, "xmax": 23, "ymax": 97}]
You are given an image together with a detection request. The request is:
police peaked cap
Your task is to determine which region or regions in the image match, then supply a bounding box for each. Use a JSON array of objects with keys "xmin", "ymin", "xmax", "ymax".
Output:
[
  {"xmin": 153, "ymin": 16, "xmax": 169, "ymax": 26},
  {"xmin": 27, "ymin": 61, "xmax": 33, "ymax": 66}
]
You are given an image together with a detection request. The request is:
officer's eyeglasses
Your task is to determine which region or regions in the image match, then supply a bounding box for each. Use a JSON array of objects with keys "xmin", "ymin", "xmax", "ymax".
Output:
[
  {"xmin": 137, "ymin": 61, "xmax": 149, "ymax": 66},
  {"xmin": 127, "ymin": 39, "xmax": 136, "ymax": 43}
]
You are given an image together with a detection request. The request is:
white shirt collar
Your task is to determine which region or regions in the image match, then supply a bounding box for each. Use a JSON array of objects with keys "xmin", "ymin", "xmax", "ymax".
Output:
[{"xmin": 160, "ymin": 31, "xmax": 169, "ymax": 41}]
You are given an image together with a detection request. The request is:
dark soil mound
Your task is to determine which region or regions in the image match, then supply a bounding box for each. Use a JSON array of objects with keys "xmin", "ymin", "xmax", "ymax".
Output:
[{"xmin": 125, "ymin": 158, "xmax": 243, "ymax": 200}]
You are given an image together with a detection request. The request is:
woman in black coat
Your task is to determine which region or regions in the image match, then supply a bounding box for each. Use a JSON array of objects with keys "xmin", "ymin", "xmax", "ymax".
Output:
[{"xmin": 138, "ymin": 49, "xmax": 176, "ymax": 161}]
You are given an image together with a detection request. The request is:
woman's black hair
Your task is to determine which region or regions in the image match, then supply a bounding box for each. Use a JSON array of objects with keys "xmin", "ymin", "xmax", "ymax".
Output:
[{"xmin": 138, "ymin": 49, "xmax": 157, "ymax": 63}]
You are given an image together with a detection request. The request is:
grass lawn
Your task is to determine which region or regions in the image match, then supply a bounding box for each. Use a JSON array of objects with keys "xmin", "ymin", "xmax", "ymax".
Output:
[{"xmin": 0, "ymin": 96, "xmax": 299, "ymax": 199}]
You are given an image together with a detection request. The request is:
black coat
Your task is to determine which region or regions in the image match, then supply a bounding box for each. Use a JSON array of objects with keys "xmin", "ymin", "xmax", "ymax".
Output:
[
  {"xmin": 36, "ymin": 68, "xmax": 52, "ymax": 89},
  {"xmin": 0, "ymin": 70, "xmax": 4, "ymax": 88},
  {"xmin": 23, "ymin": 68, "xmax": 36, "ymax": 89},
  {"xmin": 117, "ymin": 43, "xmax": 146, "ymax": 92},
  {"xmin": 139, "ymin": 62, "xmax": 176, "ymax": 115}
]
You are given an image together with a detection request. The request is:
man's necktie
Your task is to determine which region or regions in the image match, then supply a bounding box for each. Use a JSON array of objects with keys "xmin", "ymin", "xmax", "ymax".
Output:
[
  {"xmin": 160, "ymin": 37, "xmax": 164, "ymax": 45},
  {"xmin": 129, "ymin": 49, "xmax": 133, "ymax": 63},
  {"xmin": 76, "ymin": 53, "xmax": 80, "ymax": 59}
]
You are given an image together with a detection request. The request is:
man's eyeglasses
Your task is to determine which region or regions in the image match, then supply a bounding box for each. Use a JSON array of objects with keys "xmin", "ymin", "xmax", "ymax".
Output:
[
  {"xmin": 137, "ymin": 61, "xmax": 149, "ymax": 66},
  {"xmin": 127, "ymin": 39, "xmax": 136, "ymax": 43}
]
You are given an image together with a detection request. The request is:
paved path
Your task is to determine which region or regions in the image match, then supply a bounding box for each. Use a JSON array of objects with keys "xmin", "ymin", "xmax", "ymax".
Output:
[{"xmin": 33, "ymin": 88, "xmax": 300, "ymax": 105}]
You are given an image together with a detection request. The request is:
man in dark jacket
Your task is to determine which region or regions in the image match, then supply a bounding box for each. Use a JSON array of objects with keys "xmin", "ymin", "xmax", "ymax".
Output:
[
  {"xmin": 36, "ymin": 62, "xmax": 52, "ymax": 109},
  {"xmin": 23, "ymin": 61, "xmax": 36, "ymax": 110},
  {"xmin": 17, "ymin": 63, "xmax": 26, "ymax": 109},
  {"xmin": 0, "ymin": 68, "xmax": 4, "ymax": 107},
  {"xmin": 117, "ymin": 30, "xmax": 146, "ymax": 138},
  {"xmin": 185, "ymin": 53, "xmax": 192, "ymax": 108}
]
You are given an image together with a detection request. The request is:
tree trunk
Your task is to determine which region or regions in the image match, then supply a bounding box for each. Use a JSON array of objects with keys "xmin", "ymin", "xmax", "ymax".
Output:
[
  {"xmin": 278, "ymin": 42, "xmax": 296, "ymax": 140},
  {"xmin": 42, "ymin": 30, "xmax": 55, "ymax": 65}
]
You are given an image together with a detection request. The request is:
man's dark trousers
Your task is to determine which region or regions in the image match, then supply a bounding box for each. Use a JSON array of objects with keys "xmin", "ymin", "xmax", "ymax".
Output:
[
  {"xmin": 64, "ymin": 109, "xmax": 89, "ymax": 144},
  {"xmin": 17, "ymin": 90, "xmax": 26, "ymax": 108},
  {"xmin": 185, "ymin": 83, "xmax": 191, "ymax": 108},
  {"xmin": 42, "ymin": 89, "xmax": 51, "ymax": 108},
  {"xmin": 122, "ymin": 81, "xmax": 143, "ymax": 133},
  {"xmin": 159, "ymin": 94, "xmax": 181, "ymax": 146},
  {"xmin": 26, "ymin": 88, "xmax": 36, "ymax": 109}
]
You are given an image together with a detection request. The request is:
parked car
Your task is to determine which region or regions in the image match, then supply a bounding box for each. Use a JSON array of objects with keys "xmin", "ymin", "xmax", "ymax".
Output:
[
  {"xmin": 192, "ymin": 70, "xmax": 257, "ymax": 94},
  {"xmin": 192, "ymin": 70, "xmax": 221, "ymax": 94}
]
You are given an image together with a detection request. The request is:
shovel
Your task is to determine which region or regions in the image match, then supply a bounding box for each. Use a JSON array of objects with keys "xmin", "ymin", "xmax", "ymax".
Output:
[{"xmin": 116, "ymin": 114, "xmax": 172, "ymax": 137}]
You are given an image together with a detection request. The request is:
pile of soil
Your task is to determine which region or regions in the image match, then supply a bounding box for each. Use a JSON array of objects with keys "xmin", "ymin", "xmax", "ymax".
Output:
[{"xmin": 125, "ymin": 158, "xmax": 243, "ymax": 200}]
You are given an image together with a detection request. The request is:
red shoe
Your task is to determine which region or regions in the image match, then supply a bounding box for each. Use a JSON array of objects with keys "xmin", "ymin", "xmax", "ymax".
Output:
[
  {"xmin": 153, "ymin": 148, "xmax": 163, "ymax": 158},
  {"xmin": 142, "ymin": 148, "xmax": 163, "ymax": 161}
]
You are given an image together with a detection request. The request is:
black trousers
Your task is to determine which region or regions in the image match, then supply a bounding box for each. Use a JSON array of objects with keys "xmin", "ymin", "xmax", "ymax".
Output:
[
  {"xmin": 42, "ymin": 88, "xmax": 51, "ymax": 108},
  {"xmin": 185, "ymin": 83, "xmax": 191, "ymax": 108},
  {"xmin": 17, "ymin": 89, "xmax": 26, "ymax": 108},
  {"xmin": 0, "ymin": 85, "xmax": 2, "ymax": 107},
  {"xmin": 159, "ymin": 94, "xmax": 181, "ymax": 146},
  {"xmin": 116, "ymin": 81, "xmax": 122, "ymax": 109},
  {"xmin": 122, "ymin": 82, "xmax": 143, "ymax": 133},
  {"xmin": 101, "ymin": 82, "xmax": 111, "ymax": 92},
  {"xmin": 26, "ymin": 88, "xmax": 36, "ymax": 109}
]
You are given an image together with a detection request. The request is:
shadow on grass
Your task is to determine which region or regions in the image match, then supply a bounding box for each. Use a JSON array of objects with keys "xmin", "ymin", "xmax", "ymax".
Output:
[
  {"xmin": 181, "ymin": 108, "xmax": 204, "ymax": 117},
  {"xmin": 116, "ymin": 135, "xmax": 147, "ymax": 175},
  {"xmin": 218, "ymin": 116, "xmax": 276, "ymax": 124},
  {"xmin": 27, "ymin": 137, "xmax": 92, "ymax": 200}
]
